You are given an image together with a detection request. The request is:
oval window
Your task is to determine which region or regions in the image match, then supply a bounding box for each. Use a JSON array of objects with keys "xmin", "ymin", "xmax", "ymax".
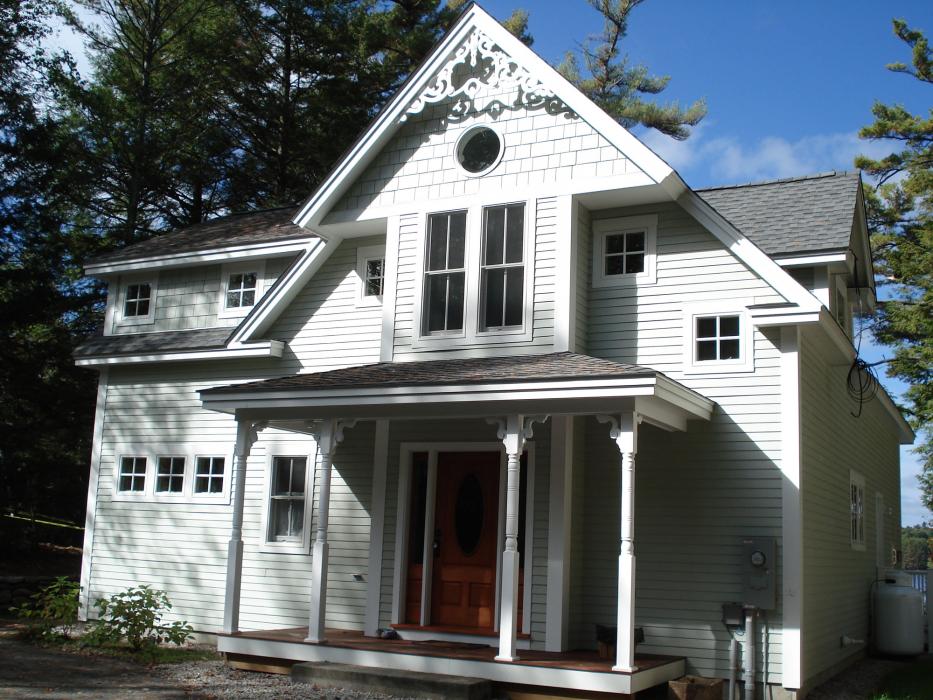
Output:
[
  {"xmin": 457, "ymin": 126, "xmax": 502, "ymax": 175},
  {"xmin": 455, "ymin": 473, "xmax": 485, "ymax": 555}
]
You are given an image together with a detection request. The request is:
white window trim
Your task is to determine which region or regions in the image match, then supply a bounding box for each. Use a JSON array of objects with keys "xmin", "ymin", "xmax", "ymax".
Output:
[
  {"xmin": 356, "ymin": 245, "xmax": 386, "ymax": 308},
  {"xmin": 218, "ymin": 261, "xmax": 266, "ymax": 319},
  {"xmin": 116, "ymin": 275, "xmax": 158, "ymax": 326},
  {"xmin": 412, "ymin": 196, "xmax": 535, "ymax": 350},
  {"xmin": 591, "ymin": 214, "xmax": 657, "ymax": 288},
  {"xmin": 850, "ymin": 470, "xmax": 866, "ymax": 551},
  {"xmin": 260, "ymin": 442, "xmax": 316, "ymax": 555},
  {"xmin": 111, "ymin": 445, "xmax": 232, "ymax": 503},
  {"xmin": 682, "ymin": 302, "xmax": 754, "ymax": 374}
]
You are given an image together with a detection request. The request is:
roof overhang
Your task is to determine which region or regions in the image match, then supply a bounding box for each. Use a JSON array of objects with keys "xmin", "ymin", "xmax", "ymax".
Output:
[
  {"xmin": 75, "ymin": 340, "xmax": 284, "ymax": 367},
  {"xmin": 201, "ymin": 373, "xmax": 714, "ymax": 432}
]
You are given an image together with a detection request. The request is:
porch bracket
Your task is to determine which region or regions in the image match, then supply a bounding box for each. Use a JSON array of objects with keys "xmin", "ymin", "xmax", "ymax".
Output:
[
  {"xmin": 597, "ymin": 413, "xmax": 641, "ymax": 673},
  {"xmin": 223, "ymin": 419, "xmax": 267, "ymax": 634},
  {"xmin": 306, "ymin": 418, "xmax": 357, "ymax": 643},
  {"xmin": 488, "ymin": 414, "xmax": 548, "ymax": 662}
]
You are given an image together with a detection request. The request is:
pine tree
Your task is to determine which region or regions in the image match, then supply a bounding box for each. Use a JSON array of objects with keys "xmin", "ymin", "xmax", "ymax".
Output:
[
  {"xmin": 856, "ymin": 19, "xmax": 933, "ymax": 511},
  {"xmin": 558, "ymin": 0, "xmax": 705, "ymax": 140}
]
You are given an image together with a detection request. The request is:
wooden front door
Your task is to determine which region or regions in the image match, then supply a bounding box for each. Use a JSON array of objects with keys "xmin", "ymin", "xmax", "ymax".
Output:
[{"xmin": 431, "ymin": 451, "xmax": 500, "ymax": 629}]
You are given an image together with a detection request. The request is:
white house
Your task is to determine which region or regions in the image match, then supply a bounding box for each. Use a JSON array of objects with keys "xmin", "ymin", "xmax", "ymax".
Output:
[{"xmin": 75, "ymin": 5, "xmax": 913, "ymax": 698}]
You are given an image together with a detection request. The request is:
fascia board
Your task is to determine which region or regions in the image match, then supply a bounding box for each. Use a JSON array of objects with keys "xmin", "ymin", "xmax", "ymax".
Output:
[
  {"xmin": 750, "ymin": 308, "xmax": 822, "ymax": 327},
  {"xmin": 672, "ymin": 184, "xmax": 824, "ymax": 312},
  {"xmin": 84, "ymin": 239, "xmax": 315, "ymax": 276},
  {"xmin": 74, "ymin": 341, "xmax": 284, "ymax": 367},
  {"xmin": 294, "ymin": 4, "xmax": 675, "ymax": 230},
  {"xmin": 229, "ymin": 237, "xmax": 337, "ymax": 344},
  {"xmin": 773, "ymin": 252, "xmax": 849, "ymax": 268}
]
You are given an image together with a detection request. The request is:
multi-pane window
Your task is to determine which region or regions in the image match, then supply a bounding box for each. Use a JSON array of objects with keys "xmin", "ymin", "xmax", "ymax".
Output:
[
  {"xmin": 270, "ymin": 457, "xmax": 307, "ymax": 542},
  {"xmin": 194, "ymin": 456, "xmax": 225, "ymax": 494},
  {"xmin": 695, "ymin": 314, "xmax": 741, "ymax": 362},
  {"xmin": 156, "ymin": 456, "xmax": 185, "ymax": 494},
  {"xmin": 364, "ymin": 257, "xmax": 385, "ymax": 297},
  {"xmin": 423, "ymin": 211, "xmax": 466, "ymax": 334},
  {"xmin": 604, "ymin": 231, "xmax": 645, "ymax": 277},
  {"xmin": 118, "ymin": 456, "xmax": 147, "ymax": 493},
  {"xmin": 226, "ymin": 272, "xmax": 258, "ymax": 309},
  {"xmin": 123, "ymin": 283, "xmax": 151, "ymax": 317},
  {"xmin": 850, "ymin": 472, "xmax": 866, "ymax": 549},
  {"xmin": 481, "ymin": 204, "xmax": 525, "ymax": 329}
]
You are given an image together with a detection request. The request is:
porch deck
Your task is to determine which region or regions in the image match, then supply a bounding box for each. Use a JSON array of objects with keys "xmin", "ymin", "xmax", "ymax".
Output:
[{"xmin": 217, "ymin": 627, "xmax": 686, "ymax": 695}]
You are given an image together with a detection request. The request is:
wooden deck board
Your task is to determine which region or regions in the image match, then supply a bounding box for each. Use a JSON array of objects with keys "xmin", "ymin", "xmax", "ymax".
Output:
[{"xmin": 223, "ymin": 627, "xmax": 679, "ymax": 675}]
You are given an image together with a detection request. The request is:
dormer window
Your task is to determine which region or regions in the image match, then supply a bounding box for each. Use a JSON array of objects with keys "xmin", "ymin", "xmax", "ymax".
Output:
[
  {"xmin": 226, "ymin": 272, "xmax": 257, "ymax": 309},
  {"xmin": 117, "ymin": 278, "xmax": 156, "ymax": 325}
]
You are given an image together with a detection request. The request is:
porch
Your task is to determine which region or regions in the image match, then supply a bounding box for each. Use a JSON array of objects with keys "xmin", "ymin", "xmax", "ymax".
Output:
[{"xmin": 218, "ymin": 627, "xmax": 687, "ymax": 695}]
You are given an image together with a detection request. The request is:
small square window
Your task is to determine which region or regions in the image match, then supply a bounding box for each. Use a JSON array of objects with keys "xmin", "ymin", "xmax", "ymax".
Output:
[
  {"xmin": 226, "ymin": 272, "xmax": 258, "ymax": 309},
  {"xmin": 123, "ymin": 284, "xmax": 152, "ymax": 318},
  {"xmin": 155, "ymin": 456, "xmax": 185, "ymax": 494},
  {"xmin": 592, "ymin": 215, "xmax": 657, "ymax": 288},
  {"xmin": 119, "ymin": 456, "xmax": 147, "ymax": 493},
  {"xmin": 694, "ymin": 314, "xmax": 742, "ymax": 362},
  {"xmin": 269, "ymin": 456, "xmax": 307, "ymax": 542},
  {"xmin": 683, "ymin": 306, "xmax": 753, "ymax": 373},
  {"xmin": 195, "ymin": 457, "xmax": 225, "ymax": 494}
]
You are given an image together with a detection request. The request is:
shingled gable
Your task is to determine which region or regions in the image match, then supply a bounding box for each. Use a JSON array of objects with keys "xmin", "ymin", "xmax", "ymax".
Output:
[{"xmin": 228, "ymin": 3, "xmax": 820, "ymax": 347}]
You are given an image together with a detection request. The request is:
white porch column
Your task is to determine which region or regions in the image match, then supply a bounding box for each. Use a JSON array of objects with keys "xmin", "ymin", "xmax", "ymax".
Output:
[
  {"xmin": 306, "ymin": 418, "xmax": 356, "ymax": 643},
  {"xmin": 598, "ymin": 412, "xmax": 640, "ymax": 673},
  {"xmin": 224, "ymin": 419, "xmax": 266, "ymax": 634},
  {"xmin": 489, "ymin": 414, "xmax": 547, "ymax": 662}
]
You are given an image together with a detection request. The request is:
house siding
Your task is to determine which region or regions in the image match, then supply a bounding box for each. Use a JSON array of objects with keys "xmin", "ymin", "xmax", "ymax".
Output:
[
  {"xmin": 799, "ymin": 326, "xmax": 901, "ymax": 686},
  {"xmin": 110, "ymin": 257, "xmax": 293, "ymax": 334}
]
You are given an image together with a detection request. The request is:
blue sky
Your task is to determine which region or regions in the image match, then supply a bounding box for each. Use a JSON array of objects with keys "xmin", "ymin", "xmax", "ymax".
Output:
[{"xmin": 49, "ymin": 1, "xmax": 932, "ymax": 524}]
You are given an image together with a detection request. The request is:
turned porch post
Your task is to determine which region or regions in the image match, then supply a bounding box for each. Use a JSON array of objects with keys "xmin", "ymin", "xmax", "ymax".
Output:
[
  {"xmin": 598, "ymin": 412, "xmax": 640, "ymax": 673},
  {"xmin": 223, "ymin": 418, "xmax": 265, "ymax": 634},
  {"xmin": 306, "ymin": 418, "xmax": 356, "ymax": 643},
  {"xmin": 489, "ymin": 414, "xmax": 547, "ymax": 662}
]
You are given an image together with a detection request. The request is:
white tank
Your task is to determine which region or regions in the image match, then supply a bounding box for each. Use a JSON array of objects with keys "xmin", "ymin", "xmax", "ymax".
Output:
[{"xmin": 873, "ymin": 575, "xmax": 925, "ymax": 655}]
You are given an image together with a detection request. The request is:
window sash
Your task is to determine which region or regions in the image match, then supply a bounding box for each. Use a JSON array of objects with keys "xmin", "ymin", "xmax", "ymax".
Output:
[
  {"xmin": 119, "ymin": 456, "xmax": 147, "ymax": 492},
  {"xmin": 603, "ymin": 231, "xmax": 646, "ymax": 277},
  {"xmin": 156, "ymin": 456, "xmax": 185, "ymax": 494},
  {"xmin": 226, "ymin": 272, "xmax": 258, "ymax": 309},
  {"xmin": 364, "ymin": 258, "xmax": 385, "ymax": 297},
  {"xmin": 423, "ymin": 211, "xmax": 467, "ymax": 334},
  {"xmin": 123, "ymin": 284, "xmax": 151, "ymax": 317},
  {"xmin": 481, "ymin": 204, "xmax": 525, "ymax": 329},
  {"xmin": 270, "ymin": 457, "xmax": 308, "ymax": 542},
  {"xmin": 194, "ymin": 456, "xmax": 225, "ymax": 494},
  {"xmin": 695, "ymin": 315, "xmax": 742, "ymax": 362}
]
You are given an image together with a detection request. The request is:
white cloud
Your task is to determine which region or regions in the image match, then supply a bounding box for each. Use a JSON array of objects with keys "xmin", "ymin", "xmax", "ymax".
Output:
[{"xmin": 641, "ymin": 126, "xmax": 894, "ymax": 187}]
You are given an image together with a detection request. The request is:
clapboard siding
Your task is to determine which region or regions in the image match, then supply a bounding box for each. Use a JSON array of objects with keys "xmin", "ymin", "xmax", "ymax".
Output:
[
  {"xmin": 331, "ymin": 45, "xmax": 642, "ymax": 215},
  {"xmin": 799, "ymin": 328, "xmax": 901, "ymax": 685},
  {"xmin": 110, "ymin": 257, "xmax": 293, "ymax": 334},
  {"xmin": 574, "ymin": 200, "xmax": 788, "ymax": 679}
]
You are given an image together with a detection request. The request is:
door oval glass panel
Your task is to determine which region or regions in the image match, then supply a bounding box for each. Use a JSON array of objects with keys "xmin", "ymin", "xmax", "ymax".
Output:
[{"xmin": 455, "ymin": 473, "xmax": 485, "ymax": 556}]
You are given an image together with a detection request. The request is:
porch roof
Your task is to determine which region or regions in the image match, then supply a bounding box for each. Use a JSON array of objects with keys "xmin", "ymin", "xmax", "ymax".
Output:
[{"xmin": 200, "ymin": 352, "xmax": 715, "ymax": 430}]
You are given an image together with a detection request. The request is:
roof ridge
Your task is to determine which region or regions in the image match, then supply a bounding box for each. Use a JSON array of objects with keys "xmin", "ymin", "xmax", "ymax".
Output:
[{"xmin": 697, "ymin": 170, "xmax": 859, "ymax": 193}]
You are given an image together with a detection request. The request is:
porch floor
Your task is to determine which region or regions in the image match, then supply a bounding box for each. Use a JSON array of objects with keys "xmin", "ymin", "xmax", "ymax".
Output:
[{"xmin": 217, "ymin": 627, "xmax": 686, "ymax": 695}]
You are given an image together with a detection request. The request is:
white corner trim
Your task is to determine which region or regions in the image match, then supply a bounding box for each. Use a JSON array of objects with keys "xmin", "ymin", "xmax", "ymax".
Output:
[
  {"xmin": 779, "ymin": 326, "xmax": 803, "ymax": 690},
  {"xmin": 365, "ymin": 420, "xmax": 390, "ymax": 636},
  {"xmin": 379, "ymin": 216, "xmax": 401, "ymax": 362},
  {"xmin": 79, "ymin": 368, "xmax": 109, "ymax": 620},
  {"xmin": 84, "ymin": 239, "xmax": 314, "ymax": 276},
  {"xmin": 553, "ymin": 196, "xmax": 575, "ymax": 352},
  {"xmin": 230, "ymin": 237, "xmax": 337, "ymax": 344},
  {"xmin": 75, "ymin": 340, "xmax": 284, "ymax": 366}
]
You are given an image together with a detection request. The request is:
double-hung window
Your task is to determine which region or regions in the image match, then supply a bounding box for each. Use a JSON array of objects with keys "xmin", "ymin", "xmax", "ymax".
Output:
[
  {"xmin": 269, "ymin": 456, "xmax": 307, "ymax": 542},
  {"xmin": 194, "ymin": 456, "xmax": 225, "ymax": 494},
  {"xmin": 422, "ymin": 211, "xmax": 467, "ymax": 334},
  {"xmin": 480, "ymin": 204, "xmax": 525, "ymax": 330}
]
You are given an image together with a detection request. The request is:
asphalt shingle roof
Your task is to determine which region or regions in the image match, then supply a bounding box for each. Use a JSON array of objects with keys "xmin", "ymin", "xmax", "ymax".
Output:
[
  {"xmin": 87, "ymin": 207, "xmax": 311, "ymax": 266},
  {"xmin": 204, "ymin": 351, "xmax": 656, "ymax": 394},
  {"xmin": 74, "ymin": 327, "xmax": 233, "ymax": 358},
  {"xmin": 697, "ymin": 171, "xmax": 861, "ymax": 257}
]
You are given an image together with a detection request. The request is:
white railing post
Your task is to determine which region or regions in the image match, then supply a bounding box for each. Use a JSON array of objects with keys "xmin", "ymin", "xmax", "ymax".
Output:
[
  {"xmin": 598, "ymin": 412, "xmax": 640, "ymax": 673},
  {"xmin": 224, "ymin": 419, "xmax": 265, "ymax": 634}
]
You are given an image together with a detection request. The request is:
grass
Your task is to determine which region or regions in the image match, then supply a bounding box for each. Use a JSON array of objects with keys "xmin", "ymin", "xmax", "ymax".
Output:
[
  {"xmin": 871, "ymin": 659, "xmax": 933, "ymax": 700},
  {"xmin": 68, "ymin": 641, "xmax": 221, "ymax": 665}
]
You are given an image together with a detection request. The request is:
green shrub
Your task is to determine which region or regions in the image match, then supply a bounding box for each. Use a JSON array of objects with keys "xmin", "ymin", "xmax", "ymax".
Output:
[
  {"xmin": 85, "ymin": 585, "xmax": 193, "ymax": 650},
  {"xmin": 12, "ymin": 576, "xmax": 80, "ymax": 640}
]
